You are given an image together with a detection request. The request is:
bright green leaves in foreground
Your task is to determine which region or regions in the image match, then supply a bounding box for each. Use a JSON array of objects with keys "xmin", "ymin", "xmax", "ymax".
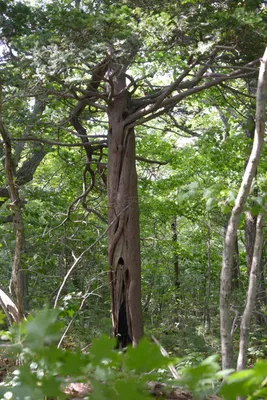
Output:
[
  {"xmin": 221, "ymin": 361, "xmax": 267, "ymax": 400},
  {"xmin": 1, "ymin": 310, "xmax": 267, "ymax": 399},
  {"xmin": 0, "ymin": 310, "xmax": 170, "ymax": 399}
]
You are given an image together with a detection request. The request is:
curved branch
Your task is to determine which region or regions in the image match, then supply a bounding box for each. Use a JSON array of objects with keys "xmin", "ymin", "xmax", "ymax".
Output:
[
  {"xmin": 54, "ymin": 205, "xmax": 130, "ymax": 308},
  {"xmin": 126, "ymin": 59, "xmax": 259, "ymax": 127}
]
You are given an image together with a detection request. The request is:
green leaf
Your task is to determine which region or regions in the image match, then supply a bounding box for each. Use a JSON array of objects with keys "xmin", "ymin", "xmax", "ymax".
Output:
[
  {"xmin": 89, "ymin": 335, "xmax": 119, "ymax": 367},
  {"xmin": 23, "ymin": 308, "xmax": 62, "ymax": 348},
  {"xmin": 220, "ymin": 369, "xmax": 258, "ymax": 400},
  {"xmin": 113, "ymin": 379, "xmax": 151, "ymax": 400},
  {"xmin": 181, "ymin": 355, "xmax": 220, "ymax": 392},
  {"xmin": 125, "ymin": 338, "xmax": 169, "ymax": 373},
  {"xmin": 206, "ymin": 197, "xmax": 217, "ymax": 211}
]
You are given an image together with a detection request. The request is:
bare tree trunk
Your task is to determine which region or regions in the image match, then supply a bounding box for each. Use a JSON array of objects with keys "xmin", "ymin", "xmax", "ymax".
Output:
[
  {"xmin": 254, "ymin": 256, "xmax": 267, "ymax": 325},
  {"xmin": 171, "ymin": 216, "xmax": 180, "ymax": 289},
  {"xmin": 245, "ymin": 213, "xmax": 257, "ymax": 278},
  {"xmin": 204, "ymin": 218, "xmax": 211, "ymax": 332},
  {"xmin": 244, "ymin": 111, "xmax": 265, "ymax": 322},
  {"xmin": 107, "ymin": 65, "xmax": 143, "ymax": 348},
  {"xmin": 237, "ymin": 213, "xmax": 264, "ymax": 370},
  {"xmin": 257, "ymin": 256, "xmax": 267, "ymax": 305},
  {"xmin": 245, "ymin": 210, "xmax": 266, "ymax": 326},
  {"xmin": 220, "ymin": 47, "xmax": 267, "ymax": 370}
]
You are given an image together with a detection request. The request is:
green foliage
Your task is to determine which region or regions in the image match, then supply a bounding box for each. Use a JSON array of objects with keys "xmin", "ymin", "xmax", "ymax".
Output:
[
  {"xmin": 0, "ymin": 311, "xmax": 170, "ymax": 399},
  {"xmin": 220, "ymin": 361, "xmax": 267, "ymax": 400},
  {"xmin": 2, "ymin": 310, "xmax": 267, "ymax": 400}
]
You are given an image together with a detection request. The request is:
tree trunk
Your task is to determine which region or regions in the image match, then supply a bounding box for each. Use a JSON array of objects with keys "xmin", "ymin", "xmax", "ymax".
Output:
[
  {"xmin": 171, "ymin": 216, "xmax": 180, "ymax": 289},
  {"xmin": 244, "ymin": 115, "xmax": 257, "ymax": 278},
  {"xmin": 237, "ymin": 213, "xmax": 264, "ymax": 370},
  {"xmin": 233, "ymin": 236, "xmax": 240, "ymax": 288},
  {"xmin": 107, "ymin": 66, "xmax": 143, "ymax": 348},
  {"xmin": 224, "ymin": 215, "xmax": 240, "ymax": 289},
  {"xmin": 204, "ymin": 218, "xmax": 211, "ymax": 332},
  {"xmin": 257, "ymin": 256, "xmax": 267, "ymax": 305},
  {"xmin": 220, "ymin": 47, "xmax": 267, "ymax": 370}
]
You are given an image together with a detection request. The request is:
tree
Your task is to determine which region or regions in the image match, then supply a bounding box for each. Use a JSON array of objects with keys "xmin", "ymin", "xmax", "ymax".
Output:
[
  {"xmin": 220, "ymin": 47, "xmax": 267, "ymax": 370},
  {"xmin": 1, "ymin": 0, "xmax": 267, "ymax": 349}
]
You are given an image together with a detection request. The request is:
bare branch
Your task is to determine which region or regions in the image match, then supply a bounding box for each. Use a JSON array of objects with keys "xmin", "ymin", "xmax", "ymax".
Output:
[
  {"xmin": 151, "ymin": 335, "xmax": 180, "ymax": 380},
  {"xmin": 126, "ymin": 59, "xmax": 259, "ymax": 127},
  {"xmin": 127, "ymin": 71, "xmax": 257, "ymax": 128},
  {"xmin": 11, "ymin": 137, "xmax": 107, "ymax": 148},
  {"xmin": 54, "ymin": 205, "xmax": 130, "ymax": 308}
]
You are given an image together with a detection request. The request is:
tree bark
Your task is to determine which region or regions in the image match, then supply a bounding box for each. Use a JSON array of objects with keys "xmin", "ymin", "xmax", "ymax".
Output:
[
  {"xmin": 244, "ymin": 119, "xmax": 257, "ymax": 278},
  {"xmin": 224, "ymin": 215, "xmax": 240, "ymax": 289},
  {"xmin": 220, "ymin": 47, "xmax": 267, "ymax": 370},
  {"xmin": 237, "ymin": 213, "xmax": 264, "ymax": 371},
  {"xmin": 107, "ymin": 65, "xmax": 143, "ymax": 347},
  {"xmin": 232, "ymin": 236, "xmax": 240, "ymax": 288}
]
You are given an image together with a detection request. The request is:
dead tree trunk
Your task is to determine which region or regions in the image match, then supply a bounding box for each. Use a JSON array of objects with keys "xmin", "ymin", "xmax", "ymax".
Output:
[
  {"xmin": 107, "ymin": 65, "xmax": 143, "ymax": 348},
  {"xmin": 220, "ymin": 47, "xmax": 267, "ymax": 370},
  {"xmin": 0, "ymin": 288, "xmax": 20, "ymax": 324}
]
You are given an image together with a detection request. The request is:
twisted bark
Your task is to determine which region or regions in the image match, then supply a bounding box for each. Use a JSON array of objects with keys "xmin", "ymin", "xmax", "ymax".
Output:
[{"xmin": 107, "ymin": 64, "xmax": 143, "ymax": 347}]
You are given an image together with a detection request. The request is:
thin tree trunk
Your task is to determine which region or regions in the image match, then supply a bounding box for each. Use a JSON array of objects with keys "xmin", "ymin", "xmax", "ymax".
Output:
[
  {"xmin": 245, "ymin": 213, "xmax": 257, "ymax": 278},
  {"xmin": 233, "ymin": 236, "xmax": 240, "ymax": 288},
  {"xmin": 171, "ymin": 216, "xmax": 180, "ymax": 289},
  {"xmin": 204, "ymin": 218, "xmax": 211, "ymax": 331},
  {"xmin": 107, "ymin": 64, "xmax": 143, "ymax": 347},
  {"xmin": 220, "ymin": 47, "xmax": 267, "ymax": 370},
  {"xmin": 257, "ymin": 256, "xmax": 267, "ymax": 306},
  {"xmin": 244, "ymin": 112, "xmax": 264, "ymax": 320},
  {"xmin": 237, "ymin": 213, "xmax": 264, "ymax": 370}
]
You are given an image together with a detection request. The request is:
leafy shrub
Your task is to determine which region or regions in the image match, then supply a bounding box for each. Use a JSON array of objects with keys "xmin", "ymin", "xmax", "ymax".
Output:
[{"xmin": 0, "ymin": 310, "xmax": 267, "ymax": 399}]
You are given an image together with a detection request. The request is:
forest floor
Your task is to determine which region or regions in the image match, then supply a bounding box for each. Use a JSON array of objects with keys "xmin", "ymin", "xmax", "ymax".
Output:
[
  {"xmin": 0, "ymin": 358, "xmax": 222, "ymax": 399},
  {"xmin": 64, "ymin": 382, "xmax": 222, "ymax": 399}
]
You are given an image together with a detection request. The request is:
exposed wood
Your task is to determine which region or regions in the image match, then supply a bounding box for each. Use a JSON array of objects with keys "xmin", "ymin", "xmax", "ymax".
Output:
[
  {"xmin": 151, "ymin": 335, "xmax": 180, "ymax": 380},
  {"xmin": 0, "ymin": 288, "xmax": 20, "ymax": 324}
]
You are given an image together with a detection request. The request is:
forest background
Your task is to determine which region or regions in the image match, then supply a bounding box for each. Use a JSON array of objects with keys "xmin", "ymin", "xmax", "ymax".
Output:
[{"xmin": 1, "ymin": 0, "xmax": 267, "ymax": 399}]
